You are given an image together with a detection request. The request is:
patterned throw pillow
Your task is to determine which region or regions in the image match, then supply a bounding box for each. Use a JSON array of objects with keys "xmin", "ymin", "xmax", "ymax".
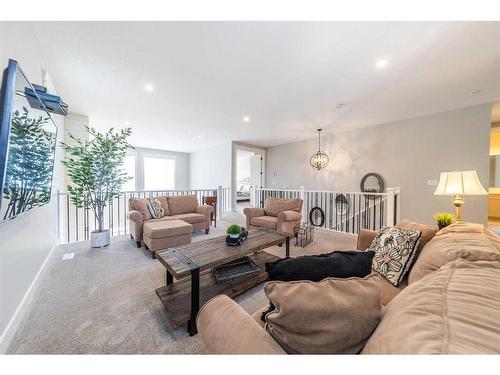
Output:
[
  {"xmin": 368, "ymin": 226, "xmax": 422, "ymax": 286},
  {"xmin": 147, "ymin": 198, "xmax": 165, "ymax": 219}
]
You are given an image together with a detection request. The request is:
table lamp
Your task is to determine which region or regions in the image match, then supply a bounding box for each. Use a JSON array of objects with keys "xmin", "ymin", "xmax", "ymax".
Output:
[{"xmin": 433, "ymin": 170, "xmax": 487, "ymax": 222}]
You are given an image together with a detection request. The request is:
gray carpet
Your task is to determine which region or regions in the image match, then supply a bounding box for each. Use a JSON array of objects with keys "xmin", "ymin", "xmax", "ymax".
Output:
[{"xmin": 7, "ymin": 216, "xmax": 356, "ymax": 354}]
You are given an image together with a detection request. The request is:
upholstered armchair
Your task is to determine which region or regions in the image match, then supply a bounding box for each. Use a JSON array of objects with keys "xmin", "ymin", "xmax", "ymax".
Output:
[{"xmin": 243, "ymin": 198, "xmax": 303, "ymax": 236}]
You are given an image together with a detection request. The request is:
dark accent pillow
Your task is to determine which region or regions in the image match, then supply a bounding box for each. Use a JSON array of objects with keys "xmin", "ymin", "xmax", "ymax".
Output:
[
  {"xmin": 262, "ymin": 250, "xmax": 375, "ymax": 322},
  {"xmin": 265, "ymin": 250, "xmax": 375, "ymax": 282}
]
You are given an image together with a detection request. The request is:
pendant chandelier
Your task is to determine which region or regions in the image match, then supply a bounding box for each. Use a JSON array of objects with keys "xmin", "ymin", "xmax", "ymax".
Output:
[{"xmin": 310, "ymin": 128, "xmax": 329, "ymax": 170}]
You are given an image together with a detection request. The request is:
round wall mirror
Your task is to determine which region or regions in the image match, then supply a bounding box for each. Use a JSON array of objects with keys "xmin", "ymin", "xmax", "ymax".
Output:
[
  {"xmin": 360, "ymin": 173, "xmax": 385, "ymax": 194},
  {"xmin": 309, "ymin": 207, "xmax": 325, "ymax": 227},
  {"xmin": 335, "ymin": 193, "xmax": 349, "ymax": 215}
]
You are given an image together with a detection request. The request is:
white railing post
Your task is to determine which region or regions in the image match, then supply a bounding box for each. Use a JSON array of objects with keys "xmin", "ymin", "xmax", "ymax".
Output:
[
  {"xmin": 299, "ymin": 185, "xmax": 306, "ymax": 222},
  {"xmin": 249, "ymin": 185, "xmax": 255, "ymax": 207},
  {"xmin": 385, "ymin": 188, "xmax": 395, "ymax": 226},
  {"xmin": 217, "ymin": 185, "xmax": 223, "ymax": 219},
  {"xmin": 394, "ymin": 187, "xmax": 401, "ymax": 224}
]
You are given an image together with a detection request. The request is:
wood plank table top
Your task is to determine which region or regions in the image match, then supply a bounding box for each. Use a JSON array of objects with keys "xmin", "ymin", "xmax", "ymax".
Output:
[{"xmin": 155, "ymin": 228, "xmax": 288, "ymax": 279}]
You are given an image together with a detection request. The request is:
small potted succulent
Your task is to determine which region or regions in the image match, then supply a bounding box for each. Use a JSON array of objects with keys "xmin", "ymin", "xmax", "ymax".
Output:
[
  {"xmin": 227, "ymin": 224, "xmax": 242, "ymax": 239},
  {"xmin": 433, "ymin": 212, "xmax": 455, "ymax": 230}
]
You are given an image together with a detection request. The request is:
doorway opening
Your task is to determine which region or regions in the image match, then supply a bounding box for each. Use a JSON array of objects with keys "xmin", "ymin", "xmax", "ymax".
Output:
[{"xmin": 232, "ymin": 143, "xmax": 265, "ymax": 214}]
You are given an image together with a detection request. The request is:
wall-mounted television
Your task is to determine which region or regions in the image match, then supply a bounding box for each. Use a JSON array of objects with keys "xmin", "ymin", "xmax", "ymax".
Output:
[{"xmin": 0, "ymin": 59, "xmax": 58, "ymax": 222}]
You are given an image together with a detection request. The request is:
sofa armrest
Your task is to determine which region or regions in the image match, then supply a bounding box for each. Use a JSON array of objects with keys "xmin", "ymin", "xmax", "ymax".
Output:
[
  {"xmin": 243, "ymin": 207, "xmax": 266, "ymax": 228},
  {"xmin": 196, "ymin": 204, "xmax": 214, "ymax": 217},
  {"xmin": 128, "ymin": 210, "xmax": 144, "ymax": 224},
  {"xmin": 357, "ymin": 229, "xmax": 378, "ymax": 250},
  {"xmin": 197, "ymin": 295, "xmax": 286, "ymax": 354},
  {"xmin": 277, "ymin": 210, "xmax": 302, "ymax": 222}
]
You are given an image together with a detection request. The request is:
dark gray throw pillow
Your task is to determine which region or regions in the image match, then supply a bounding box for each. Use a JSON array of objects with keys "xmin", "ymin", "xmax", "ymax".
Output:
[{"xmin": 265, "ymin": 250, "xmax": 375, "ymax": 282}]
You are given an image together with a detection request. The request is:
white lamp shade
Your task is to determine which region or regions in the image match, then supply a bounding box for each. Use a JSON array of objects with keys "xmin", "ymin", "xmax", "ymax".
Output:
[{"xmin": 434, "ymin": 170, "xmax": 487, "ymax": 196}]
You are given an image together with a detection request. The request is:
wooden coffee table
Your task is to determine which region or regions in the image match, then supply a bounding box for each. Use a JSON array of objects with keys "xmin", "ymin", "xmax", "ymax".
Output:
[{"xmin": 155, "ymin": 228, "xmax": 290, "ymax": 335}]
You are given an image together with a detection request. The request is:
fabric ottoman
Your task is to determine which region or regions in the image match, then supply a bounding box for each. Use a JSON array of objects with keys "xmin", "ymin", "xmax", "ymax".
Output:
[{"xmin": 143, "ymin": 219, "xmax": 192, "ymax": 258}]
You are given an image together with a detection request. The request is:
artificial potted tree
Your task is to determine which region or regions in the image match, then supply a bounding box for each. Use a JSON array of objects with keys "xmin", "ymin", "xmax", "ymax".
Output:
[{"xmin": 61, "ymin": 126, "xmax": 132, "ymax": 247}]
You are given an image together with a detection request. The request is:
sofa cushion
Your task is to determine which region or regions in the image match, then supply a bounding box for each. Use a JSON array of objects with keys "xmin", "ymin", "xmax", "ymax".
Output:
[
  {"xmin": 168, "ymin": 213, "xmax": 206, "ymax": 224},
  {"xmin": 369, "ymin": 226, "xmax": 422, "ymax": 286},
  {"xmin": 396, "ymin": 219, "xmax": 438, "ymax": 260},
  {"xmin": 250, "ymin": 216, "xmax": 277, "ymax": 229},
  {"xmin": 143, "ymin": 219, "xmax": 192, "ymax": 239},
  {"xmin": 264, "ymin": 198, "xmax": 301, "ymax": 217},
  {"xmin": 264, "ymin": 274, "xmax": 381, "ymax": 354},
  {"xmin": 362, "ymin": 259, "xmax": 500, "ymax": 354},
  {"xmin": 408, "ymin": 222, "xmax": 500, "ymax": 284},
  {"xmin": 167, "ymin": 195, "xmax": 198, "ymax": 215},
  {"xmin": 129, "ymin": 198, "xmax": 152, "ymax": 221}
]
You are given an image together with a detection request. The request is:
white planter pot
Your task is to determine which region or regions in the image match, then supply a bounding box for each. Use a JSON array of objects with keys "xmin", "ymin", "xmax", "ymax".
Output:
[{"xmin": 91, "ymin": 230, "xmax": 110, "ymax": 248}]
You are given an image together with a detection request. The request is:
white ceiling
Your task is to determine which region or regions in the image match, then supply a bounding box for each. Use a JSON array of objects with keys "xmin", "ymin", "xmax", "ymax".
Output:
[{"xmin": 32, "ymin": 22, "xmax": 500, "ymax": 153}]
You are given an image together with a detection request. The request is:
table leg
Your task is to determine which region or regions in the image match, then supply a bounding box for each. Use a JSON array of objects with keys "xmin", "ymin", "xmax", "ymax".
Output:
[
  {"xmin": 285, "ymin": 236, "xmax": 290, "ymax": 258},
  {"xmin": 166, "ymin": 270, "xmax": 173, "ymax": 285},
  {"xmin": 187, "ymin": 267, "xmax": 200, "ymax": 336}
]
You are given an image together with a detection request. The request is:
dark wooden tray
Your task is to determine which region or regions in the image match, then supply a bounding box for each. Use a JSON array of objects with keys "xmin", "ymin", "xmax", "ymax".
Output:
[{"xmin": 213, "ymin": 256, "xmax": 259, "ymax": 284}]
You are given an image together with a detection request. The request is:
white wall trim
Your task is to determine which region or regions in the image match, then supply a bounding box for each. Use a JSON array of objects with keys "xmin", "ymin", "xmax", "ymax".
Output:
[{"xmin": 0, "ymin": 244, "xmax": 56, "ymax": 353}]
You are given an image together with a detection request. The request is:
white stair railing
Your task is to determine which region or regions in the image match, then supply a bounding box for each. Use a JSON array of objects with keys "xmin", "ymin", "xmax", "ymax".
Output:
[
  {"xmin": 58, "ymin": 187, "xmax": 232, "ymax": 244},
  {"xmin": 252, "ymin": 187, "xmax": 401, "ymax": 234}
]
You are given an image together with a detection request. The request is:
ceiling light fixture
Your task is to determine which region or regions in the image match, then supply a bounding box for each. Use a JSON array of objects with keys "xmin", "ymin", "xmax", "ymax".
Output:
[
  {"xmin": 144, "ymin": 83, "xmax": 155, "ymax": 92},
  {"xmin": 310, "ymin": 129, "xmax": 329, "ymax": 171},
  {"xmin": 242, "ymin": 116, "xmax": 251, "ymax": 123},
  {"xmin": 375, "ymin": 59, "xmax": 389, "ymax": 69}
]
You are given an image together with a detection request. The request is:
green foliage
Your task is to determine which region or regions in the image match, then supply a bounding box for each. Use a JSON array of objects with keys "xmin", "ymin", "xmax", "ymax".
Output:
[
  {"xmin": 61, "ymin": 126, "xmax": 133, "ymax": 232},
  {"xmin": 433, "ymin": 212, "xmax": 455, "ymax": 227},
  {"xmin": 2, "ymin": 107, "xmax": 56, "ymax": 220},
  {"xmin": 227, "ymin": 224, "xmax": 242, "ymax": 235}
]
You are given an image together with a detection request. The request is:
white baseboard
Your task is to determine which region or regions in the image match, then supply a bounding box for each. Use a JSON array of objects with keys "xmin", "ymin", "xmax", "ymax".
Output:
[{"xmin": 0, "ymin": 244, "xmax": 56, "ymax": 353}]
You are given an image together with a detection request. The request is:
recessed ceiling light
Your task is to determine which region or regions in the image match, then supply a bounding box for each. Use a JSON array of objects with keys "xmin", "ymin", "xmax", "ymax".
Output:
[
  {"xmin": 242, "ymin": 116, "xmax": 251, "ymax": 123},
  {"xmin": 197, "ymin": 135, "xmax": 203, "ymax": 139},
  {"xmin": 144, "ymin": 83, "xmax": 154, "ymax": 92},
  {"xmin": 375, "ymin": 59, "xmax": 389, "ymax": 69},
  {"xmin": 125, "ymin": 121, "xmax": 131, "ymax": 125}
]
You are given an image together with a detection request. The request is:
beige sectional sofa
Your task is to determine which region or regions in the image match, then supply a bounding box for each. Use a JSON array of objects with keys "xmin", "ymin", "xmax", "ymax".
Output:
[
  {"xmin": 197, "ymin": 221, "xmax": 500, "ymax": 354},
  {"xmin": 128, "ymin": 195, "xmax": 213, "ymax": 248}
]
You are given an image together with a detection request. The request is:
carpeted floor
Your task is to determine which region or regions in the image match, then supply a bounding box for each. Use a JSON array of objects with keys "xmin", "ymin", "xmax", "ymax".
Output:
[{"xmin": 7, "ymin": 213, "xmax": 357, "ymax": 354}]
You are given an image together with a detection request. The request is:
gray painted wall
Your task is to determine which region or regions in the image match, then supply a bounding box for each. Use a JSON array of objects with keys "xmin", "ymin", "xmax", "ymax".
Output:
[
  {"xmin": 0, "ymin": 23, "xmax": 65, "ymax": 348},
  {"xmin": 266, "ymin": 104, "xmax": 491, "ymax": 225}
]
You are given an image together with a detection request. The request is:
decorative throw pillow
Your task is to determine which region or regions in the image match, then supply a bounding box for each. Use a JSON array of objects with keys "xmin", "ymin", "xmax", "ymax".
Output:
[
  {"xmin": 261, "ymin": 250, "xmax": 375, "ymax": 322},
  {"xmin": 147, "ymin": 198, "xmax": 165, "ymax": 219},
  {"xmin": 264, "ymin": 274, "xmax": 382, "ymax": 354},
  {"xmin": 369, "ymin": 225, "xmax": 422, "ymax": 286},
  {"xmin": 266, "ymin": 250, "xmax": 375, "ymax": 282}
]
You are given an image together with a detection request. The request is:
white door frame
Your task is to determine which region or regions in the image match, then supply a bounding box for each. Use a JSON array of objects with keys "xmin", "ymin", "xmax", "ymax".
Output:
[{"xmin": 231, "ymin": 142, "xmax": 266, "ymax": 212}]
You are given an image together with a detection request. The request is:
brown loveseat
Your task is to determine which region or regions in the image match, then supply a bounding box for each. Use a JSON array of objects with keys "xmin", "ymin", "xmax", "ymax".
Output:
[
  {"xmin": 243, "ymin": 198, "xmax": 303, "ymax": 236},
  {"xmin": 128, "ymin": 195, "xmax": 213, "ymax": 247},
  {"xmin": 197, "ymin": 221, "xmax": 500, "ymax": 354}
]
